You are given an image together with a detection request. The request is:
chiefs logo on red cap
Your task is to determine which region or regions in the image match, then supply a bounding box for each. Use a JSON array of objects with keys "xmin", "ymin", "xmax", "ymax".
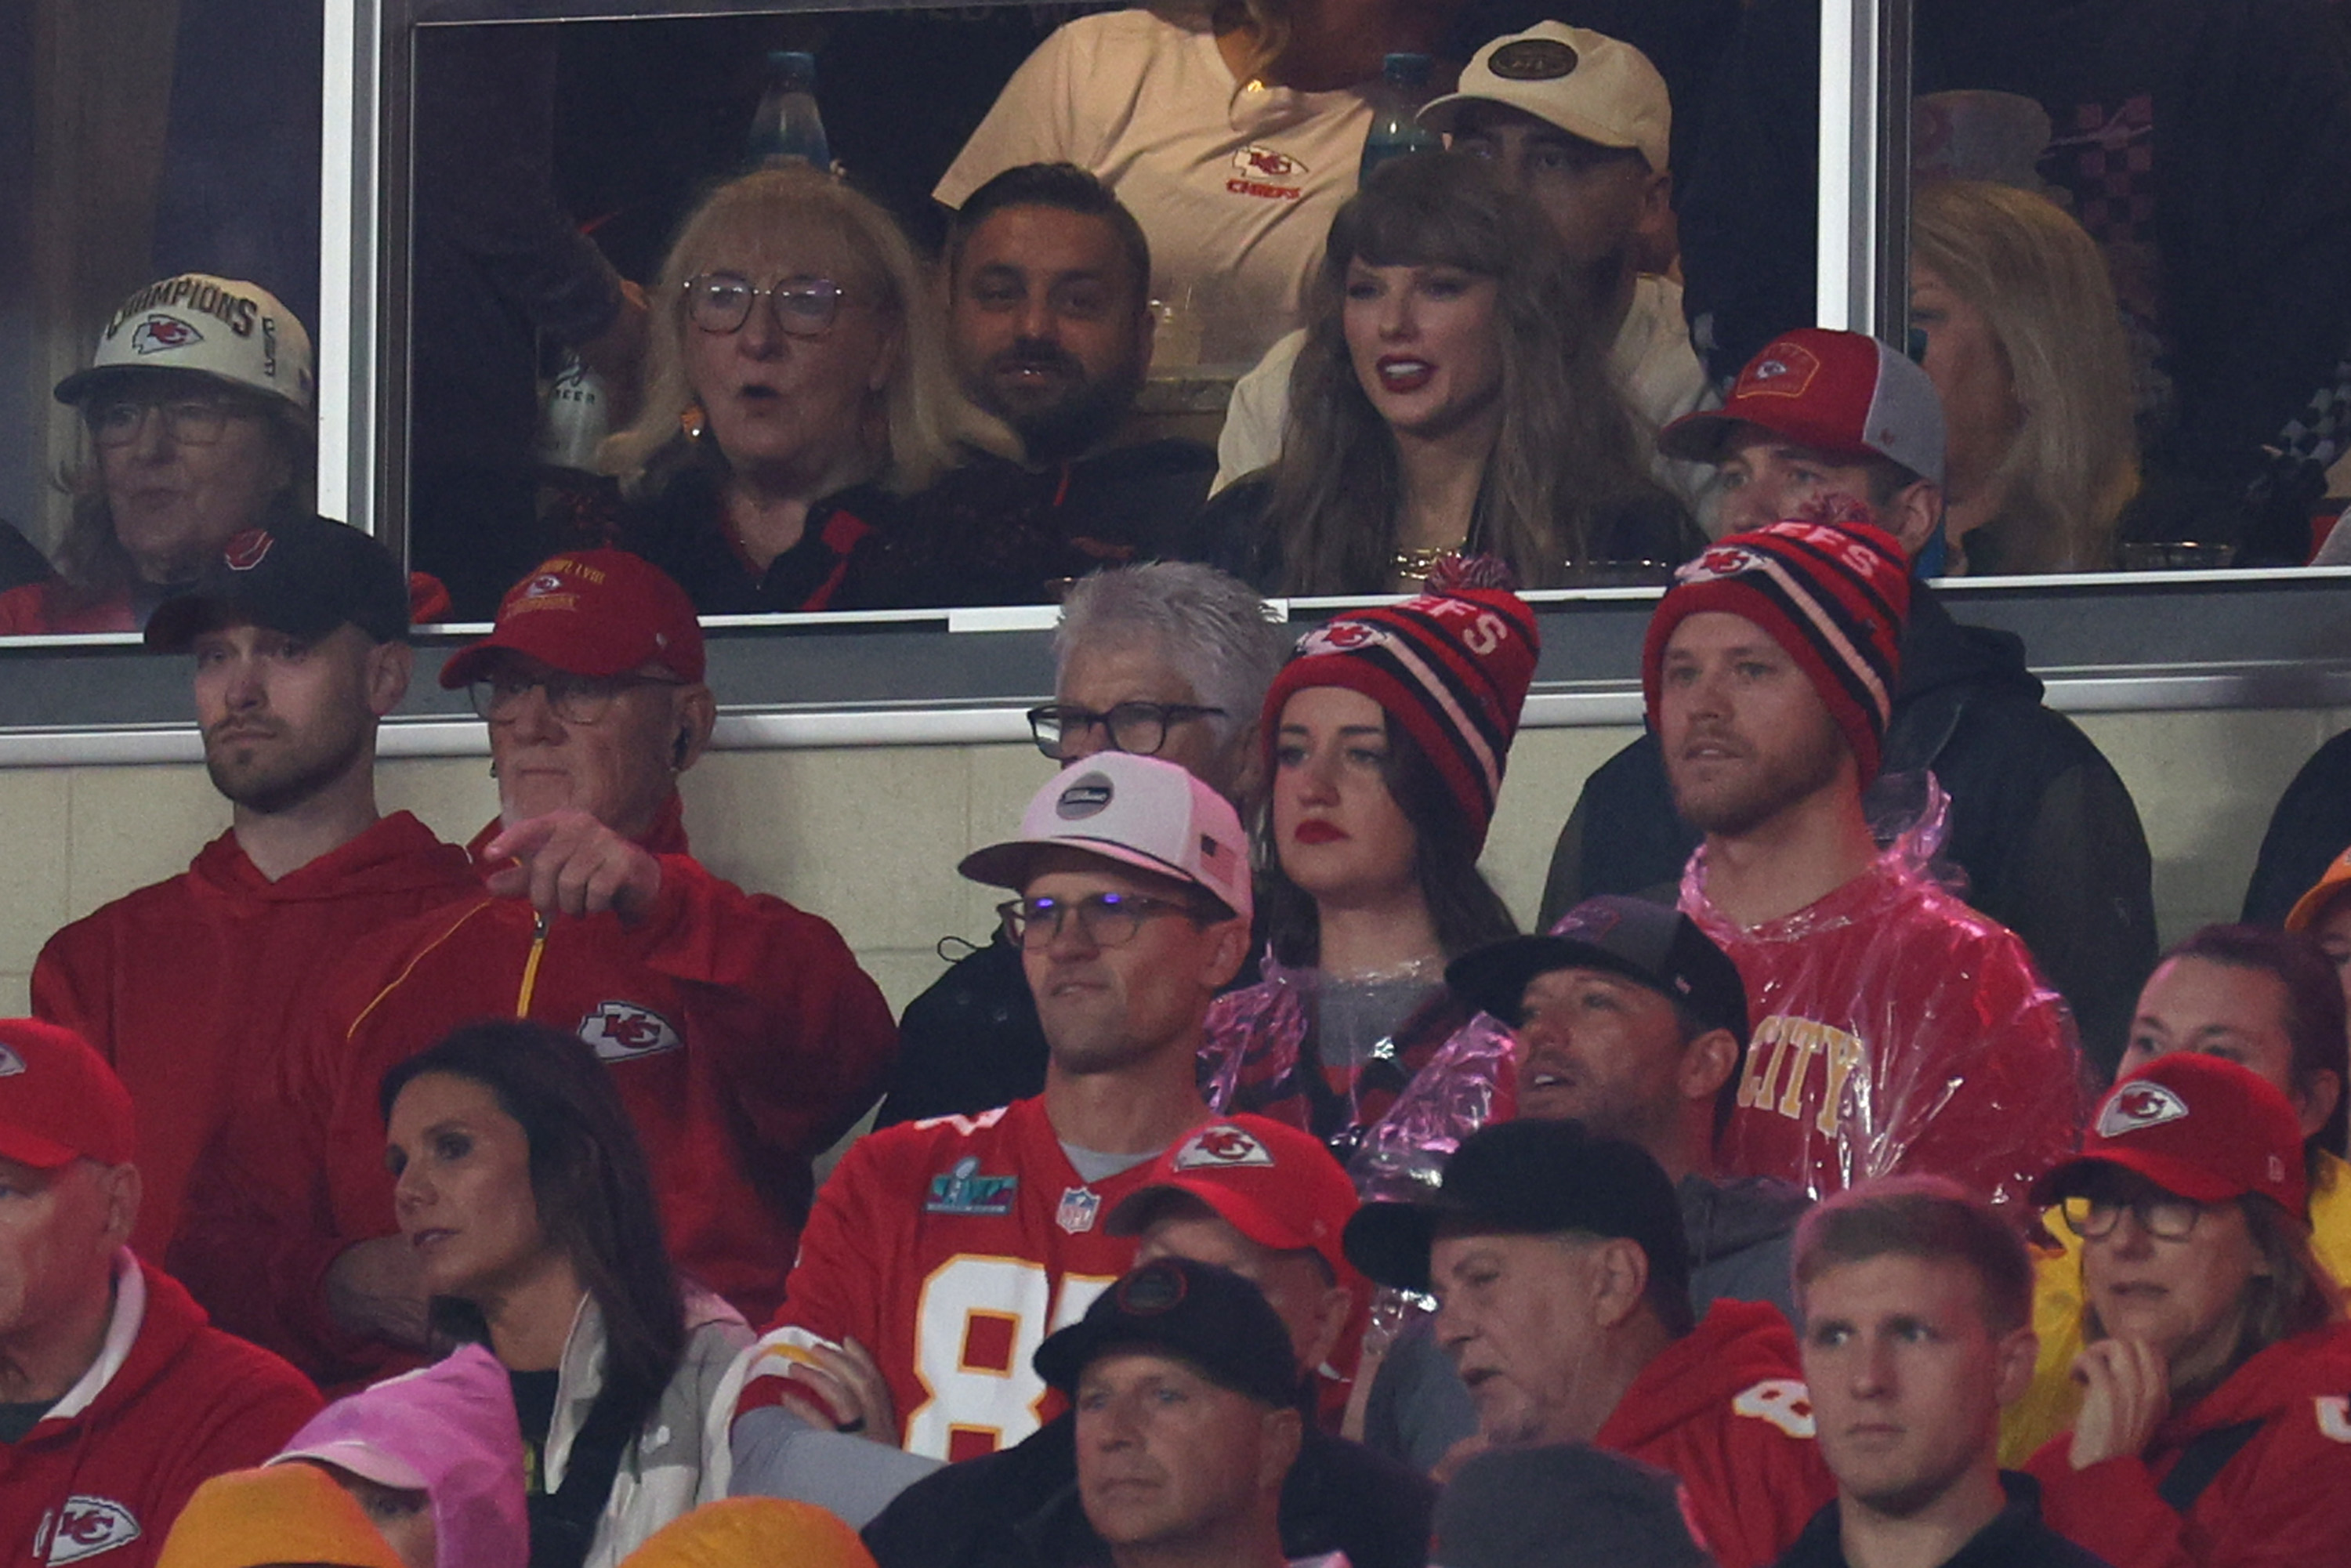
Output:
[
  {"xmin": 1297, "ymin": 621, "xmax": 1383, "ymax": 657},
  {"xmin": 522, "ymin": 574, "xmax": 567, "ymax": 598},
  {"xmin": 223, "ymin": 528, "xmax": 274, "ymax": 572},
  {"xmin": 1675, "ymin": 545, "xmax": 1767, "ymax": 587},
  {"xmin": 1735, "ymin": 339, "xmax": 1822, "ymax": 400},
  {"xmin": 2097, "ymin": 1080, "xmax": 2190, "ymax": 1139},
  {"xmin": 1172, "ymin": 1124, "xmax": 1276, "ymax": 1171}
]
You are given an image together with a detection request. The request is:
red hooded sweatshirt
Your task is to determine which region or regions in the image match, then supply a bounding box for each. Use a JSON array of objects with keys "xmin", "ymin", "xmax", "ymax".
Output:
[
  {"xmin": 31, "ymin": 813, "xmax": 477, "ymax": 1284},
  {"xmin": 0, "ymin": 1255, "xmax": 320, "ymax": 1568},
  {"xmin": 281, "ymin": 798, "xmax": 895, "ymax": 1344},
  {"xmin": 1594, "ymin": 1299, "xmax": 1837, "ymax": 1568},
  {"xmin": 2027, "ymin": 1320, "xmax": 2351, "ymax": 1566}
]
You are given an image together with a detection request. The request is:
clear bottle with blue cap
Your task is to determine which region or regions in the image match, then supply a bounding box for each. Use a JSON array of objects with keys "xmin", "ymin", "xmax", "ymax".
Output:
[
  {"xmin": 1359, "ymin": 53, "xmax": 1442, "ymax": 181},
  {"xmin": 748, "ymin": 49, "xmax": 832, "ymax": 172}
]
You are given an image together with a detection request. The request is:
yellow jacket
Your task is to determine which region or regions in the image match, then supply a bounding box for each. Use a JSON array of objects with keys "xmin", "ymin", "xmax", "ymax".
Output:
[{"xmin": 1999, "ymin": 1149, "xmax": 2351, "ymax": 1465}]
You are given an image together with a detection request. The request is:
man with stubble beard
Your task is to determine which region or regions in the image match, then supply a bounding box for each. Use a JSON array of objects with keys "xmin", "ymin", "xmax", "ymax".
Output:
[
  {"xmin": 862, "ymin": 165, "xmax": 1219, "ymax": 607},
  {"xmin": 727, "ymin": 751, "xmax": 1250, "ymax": 1470},
  {"xmin": 1646, "ymin": 519, "xmax": 2081, "ymax": 1211},
  {"xmin": 30, "ymin": 514, "xmax": 475, "ymax": 1334}
]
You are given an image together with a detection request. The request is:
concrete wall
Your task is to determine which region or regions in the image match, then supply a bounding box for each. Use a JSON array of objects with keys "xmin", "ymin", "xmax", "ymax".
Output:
[{"xmin": 2, "ymin": 703, "xmax": 2342, "ymax": 1018}]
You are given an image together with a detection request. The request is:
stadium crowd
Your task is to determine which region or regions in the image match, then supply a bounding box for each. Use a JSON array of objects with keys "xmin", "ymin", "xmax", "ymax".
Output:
[{"xmin": 9, "ymin": 12, "xmax": 2351, "ymax": 1568}]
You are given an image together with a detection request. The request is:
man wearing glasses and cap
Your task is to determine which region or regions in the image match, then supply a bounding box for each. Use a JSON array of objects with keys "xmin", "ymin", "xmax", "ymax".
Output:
[
  {"xmin": 30, "ymin": 515, "xmax": 476, "ymax": 1374},
  {"xmin": 728, "ymin": 751, "xmax": 1252, "ymax": 1481},
  {"xmin": 283, "ymin": 549, "xmax": 894, "ymax": 1368}
]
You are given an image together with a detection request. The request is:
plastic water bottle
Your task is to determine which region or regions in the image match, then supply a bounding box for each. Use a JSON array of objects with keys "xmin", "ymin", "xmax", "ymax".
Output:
[
  {"xmin": 1360, "ymin": 53, "xmax": 1440, "ymax": 181},
  {"xmin": 748, "ymin": 50, "xmax": 831, "ymax": 172},
  {"xmin": 536, "ymin": 349, "xmax": 608, "ymax": 473}
]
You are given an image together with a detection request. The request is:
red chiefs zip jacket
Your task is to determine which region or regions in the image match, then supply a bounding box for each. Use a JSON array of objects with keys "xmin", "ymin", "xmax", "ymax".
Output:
[
  {"xmin": 1, "ymin": 1255, "xmax": 319, "ymax": 1568},
  {"xmin": 2027, "ymin": 1319, "xmax": 2351, "ymax": 1566}
]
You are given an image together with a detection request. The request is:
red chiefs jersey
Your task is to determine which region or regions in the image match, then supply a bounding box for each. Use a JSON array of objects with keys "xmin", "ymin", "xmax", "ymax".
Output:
[
  {"xmin": 2028, "ymin": 1319, "xmax": 2351, "ymax": 1567},
  {"xmin": 1596, "ymin": 1301, "xmax": 1836, "ymax": 1568},
  {"xmin": 738, "ymin": 1095, "xmax": 1171, "ymax": 1461},
  {"xmin": 1683, "ymin": 838, "xmax": 2084, "ymax": 1210}
]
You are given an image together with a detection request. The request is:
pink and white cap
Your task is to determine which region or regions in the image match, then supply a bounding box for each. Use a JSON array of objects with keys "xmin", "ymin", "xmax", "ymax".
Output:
[{"xmin": 959, "ymin": 753, "xmax": 1253, "ymax": 923}]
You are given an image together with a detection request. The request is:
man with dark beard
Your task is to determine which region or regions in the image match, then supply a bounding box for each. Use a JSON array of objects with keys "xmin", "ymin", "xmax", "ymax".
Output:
[
  {"xmin": 865, "ymin": 165, "xmax": 1218, "ymax": 607},
  {"xmin": 29, "ymin": 513, "xmax": 476, "ymax": 1344},
  {"xmin": 1646, "ymin": 520, "xmax": 2081, "ymax": 1210}
]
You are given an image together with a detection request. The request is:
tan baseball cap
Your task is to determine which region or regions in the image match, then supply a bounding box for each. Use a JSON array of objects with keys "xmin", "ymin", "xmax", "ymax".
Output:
[
  {"xmin": 1419, "ymin": 24, "xmax": 1671, "ymax": 174},
  {"xmin": 55, "ymin": 273, "xmax": 315, "ymax": 413}
]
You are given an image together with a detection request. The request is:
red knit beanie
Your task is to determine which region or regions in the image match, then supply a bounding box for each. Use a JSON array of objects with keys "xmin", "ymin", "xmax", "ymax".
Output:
[
  {"xmin": 1262, "ymin": 589, "xmax": 1540, "ymax": 853},
  {"xmin": 1641, "ymin": 520, "xmax": 1909, "ymax": 782}
]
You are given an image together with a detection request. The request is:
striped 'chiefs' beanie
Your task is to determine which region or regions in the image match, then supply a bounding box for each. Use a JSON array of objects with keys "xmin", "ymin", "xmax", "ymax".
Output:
[
  {"xmin": 1263, "ymin": 588, "xmax": 1539, "ymax": 853},
  {"xmin": 1641, "ymin": 520, "xmax": 1909, "ymax": 782}
]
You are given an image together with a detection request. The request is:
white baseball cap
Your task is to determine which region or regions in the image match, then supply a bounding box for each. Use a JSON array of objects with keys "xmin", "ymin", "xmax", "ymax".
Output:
[
  {"xmin": 55, "ymin": 273, "xmax": 316, "ymax": 413},
  {"xmin": 1419, "ymin": 24, "xmax": 1672, "ymax": 174},
  {"xmin": 959, "ymin": 753, "xmax": 1253, "ymax": 923}
]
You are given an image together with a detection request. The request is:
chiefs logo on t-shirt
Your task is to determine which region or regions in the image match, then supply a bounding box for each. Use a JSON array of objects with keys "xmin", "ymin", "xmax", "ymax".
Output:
[
  {"xmin": 577, "ymin": 1001, "xmax": 684, "ymax": 1063},
  {"xmin": 1226, "ymin": 145, "xmax": 1306, "ymax": 201}
]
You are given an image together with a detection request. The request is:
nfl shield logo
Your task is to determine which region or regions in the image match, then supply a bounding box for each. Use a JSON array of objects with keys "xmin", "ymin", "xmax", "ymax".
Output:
[{"xmin": 1056, "ymin": 1186, "xmax": 1102, "ymax": 1235}]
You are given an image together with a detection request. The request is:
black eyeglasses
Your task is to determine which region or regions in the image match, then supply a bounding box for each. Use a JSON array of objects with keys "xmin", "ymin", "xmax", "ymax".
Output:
[
  {"xmin": 2059, "ymin": 1193, "xmax": 2206, "ymax": 1243},
  {"xmin": 468, "ymin": 672, "xmax": 683, "ymax": 726},
  {"xmin": 997, "ymin": 892, "xmax": 1198, "ymax": 950},
  {"xmin": 682, "ymin": 273, "xmax": 858, "ymax": 335},
  {"xmin": 1027, "ymin": 701, "xmax": 1226, "ymax": 761},
  {"xmin": 87, "ymin": 397, "xmax": 259, "ymax": 449}
]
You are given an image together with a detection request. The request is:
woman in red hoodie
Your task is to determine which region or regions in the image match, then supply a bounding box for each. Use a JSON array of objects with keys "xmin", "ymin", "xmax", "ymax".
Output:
[{"xmin": 2027, "ymin": 1051, "xmax": 2351, "ymax": 1566}]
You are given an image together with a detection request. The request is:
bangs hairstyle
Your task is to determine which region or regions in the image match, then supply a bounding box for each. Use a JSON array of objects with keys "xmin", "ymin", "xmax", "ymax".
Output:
[
  {"xmin": 380, "ymin": 1021, "xmax": 686, "ymax": 1438},
  {"xmin": 1266, "ymin": 153, "xmax": 1677, "ymax": 594},
  {"xmin": 1910, "ymin": 180, "xmax": 2139, "ymax": 571},
  {"xmin": 1793, "ymin": 1175, "xmax": 2033, "ymax": 1336},
  {"xmin": 602, "ymin": 164, "xmax": 1010, "ymax": 498},
  {"xmin": 1257, "ymin": 716, "xmax": 1517, "ymax": 968},
  {"xmin": 2159, "ymin": 924, "xmax": 2350, "ymax": 1161}
]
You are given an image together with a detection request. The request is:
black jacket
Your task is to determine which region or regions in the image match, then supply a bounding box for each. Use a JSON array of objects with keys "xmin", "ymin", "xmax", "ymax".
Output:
[
  {"xmin": 875, "ymin": 938, "xmax": 1046, "ymax": 1129},
  {"xmin": 1541, "ymin": 583, "xmax": 2157, "ymax": 1077},
  {"xmin": 1773, "ymin": 1473, "xmax": 2114, "ymax": 1568},
  {"xmin": 861, "ymin": 1408, "xmax": 1436, "ymax": 1568},
  {"xmin": 2244, "ymin": 726, "xmax": 2351, "ymax": 924}
]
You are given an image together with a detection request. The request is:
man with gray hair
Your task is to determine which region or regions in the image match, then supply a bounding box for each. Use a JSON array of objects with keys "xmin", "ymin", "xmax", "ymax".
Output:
[{"xmin": 876, "ymin": 561, "xmax": 1285, "ymax": 1124}]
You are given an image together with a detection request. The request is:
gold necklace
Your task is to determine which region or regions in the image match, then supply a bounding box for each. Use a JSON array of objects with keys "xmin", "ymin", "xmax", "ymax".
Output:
[{"xmin": 1390, "ymin": 541, "xmax": 1465, "ymax": 580}]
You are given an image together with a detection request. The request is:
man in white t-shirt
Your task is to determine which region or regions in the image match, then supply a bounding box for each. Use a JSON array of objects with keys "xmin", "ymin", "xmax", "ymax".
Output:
[
  {"xmin": 1213, "ymin": 24, "xmax": 1718, "ymax": 515},
  {"xmin": 934, "ymin": 6, "xmax": 1387, "ymax": 369}
]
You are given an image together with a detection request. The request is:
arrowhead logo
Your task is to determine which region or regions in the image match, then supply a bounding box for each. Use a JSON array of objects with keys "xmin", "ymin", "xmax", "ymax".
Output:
[
  {"xmin": 42, "ymin": 1498, "xmax": 141, "ymax": 1565},
  {"xmin": 2097, "ymin": 1081, "xmax": 2190, "ymax": 1139},
  {"xmin": 1172, "ymin": 1124, "xmax": 1276, "ymax": 1170},
  {"xmin": 576, "ymin": 1001, "xmax": 683, "ymax": 1063}
]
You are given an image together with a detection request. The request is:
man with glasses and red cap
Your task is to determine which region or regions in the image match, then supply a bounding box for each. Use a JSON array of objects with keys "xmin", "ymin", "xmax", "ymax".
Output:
[
  {"xmin": 0, "ymin": 1019, "xmax": 320, "ymax": 1568},
  {"xmin": 723, "ymin": 751, "xmax": 1253, "ymax": 1497},
  {"xmin": 280, "ymin": 549, "xmax": 894, "ymax": 1367}
]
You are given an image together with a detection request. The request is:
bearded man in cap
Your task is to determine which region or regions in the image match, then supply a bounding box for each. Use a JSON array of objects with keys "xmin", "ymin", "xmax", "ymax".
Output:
[
  {"xmin": 30, "ymin": 515, "xmax": 475, "ymax": 1367},
  {"xmin": 281, "ymin": 549, "xmax": 894, "ymax": 1368},
  {"xmin": 0, "ymin": 1020, "xmax": 320, "ymax": 1568},
  {"xmin": 1642, "ymin": 517, "xmax": 2081, "ymax": 1207}
]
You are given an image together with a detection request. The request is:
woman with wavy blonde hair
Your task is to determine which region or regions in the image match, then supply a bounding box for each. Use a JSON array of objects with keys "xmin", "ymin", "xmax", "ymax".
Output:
[
  {"xmin": 1204, "ymin": 153, "xmax": 1694, "ymax": 594},
  {"xmin": 1911, "ymin": 179, "xmax": 2140, "ymax": 574},
  {"xmin": 603, "ymin": 165, "xmax": 1005, "ymax": 613}
]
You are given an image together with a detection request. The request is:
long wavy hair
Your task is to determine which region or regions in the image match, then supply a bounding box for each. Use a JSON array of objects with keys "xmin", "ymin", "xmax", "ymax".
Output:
[
  {"xmin": 1911, "ymin": 180, "xmax": 2139, "ymax": 572},
  {"xmin": 380, "ymin": 1021, "xmax": 686, "ymax": 1436},
  {"xmin": 601, "ymin": 165, "xmax": 1009, "ymax": 499},
  {"xmin": 1265, "ymin": 154, "xmax": 1673, "ymax": 594},
  {"xmin": 1257, "ymin": 718, "xmax": 1518, "ymax": 969}
]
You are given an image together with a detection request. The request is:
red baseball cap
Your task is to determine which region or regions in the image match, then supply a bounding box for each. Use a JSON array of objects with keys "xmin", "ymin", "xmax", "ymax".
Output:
[
  {"xmin": 1108, "ymin": 1115, "xmax": 1360, "ymax": 1281},
  {"xmin": 2032, "ymin": 1052, "xmax": 2309, "ymax": 1219},
  {"xmin": 0, "ymin": 1019, "xmax": 136, "ymax": 1170},
  {"xmin": 440, "ymin": 549, "xmax": 705, "ymax": 689},
  {"xmin": 1659, "ymin": 327, "xmax": 1947, "ymax": 488}
]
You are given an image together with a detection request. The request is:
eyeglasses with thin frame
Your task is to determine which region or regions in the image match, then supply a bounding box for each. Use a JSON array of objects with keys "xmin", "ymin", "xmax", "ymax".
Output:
[
  {"xmin": 2059, "ymin": 1193, "xmax": 2206, "ymax": 1243},
  {"xmin": 997, "ymin": 891, "xmax": 1200, "ymax": 950},
  {"xmin": 683, "ymin": 273, "xmax": 858, "ymax": 336},
  {"xmin": 1027, "ymin": 701, "xmax": 1227, "ymax": 761},
  {"xmin": 86, "ymin": 397, "xmax": 259, "ymax": 449},
  {"xmin": 468, "ymin": 671, "xmax": 683, "ymax": 726}
]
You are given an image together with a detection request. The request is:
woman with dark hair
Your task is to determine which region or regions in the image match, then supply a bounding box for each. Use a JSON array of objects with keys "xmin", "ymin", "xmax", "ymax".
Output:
[
  {"xmin": 2003, "ymin": 923, "xmax": 2351, "ymax": 1464},
  {"xmin": 379, "ymin": 1021, "xmax": 751, "ymax": 1568},
  {"xmin": 1199, "ymin": 588, "xmax": 1531, "ymax": 1170},
  {"xmin": 2023, "ymin": 1052, "xmax": 2351, "ymax": 1563},
  {"xmin": 1204, "ymin": 153, "xmax": 1696, "ymax": 595}
]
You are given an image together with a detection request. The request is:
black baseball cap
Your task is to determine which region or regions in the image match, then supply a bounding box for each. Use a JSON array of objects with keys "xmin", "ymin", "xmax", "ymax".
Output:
[
  {"xmin": 1433, "ymin": 1445, "xmax": 1712, "ymax": 1568},
  {"xmin": 1446, "ymin": 896, "xmax": 1748, "ymax": 1039},
  {"xmin": 146, "ymin": 512, "xmax": 411, "ymax": 650},
  {"xmin": 1034, "ymin": 1257, "xmax": 1300, "ymax": 1408},
  {"xmin": 1342, "ymin": 1119, "xmax": 1690, "ymax": 1301}
]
